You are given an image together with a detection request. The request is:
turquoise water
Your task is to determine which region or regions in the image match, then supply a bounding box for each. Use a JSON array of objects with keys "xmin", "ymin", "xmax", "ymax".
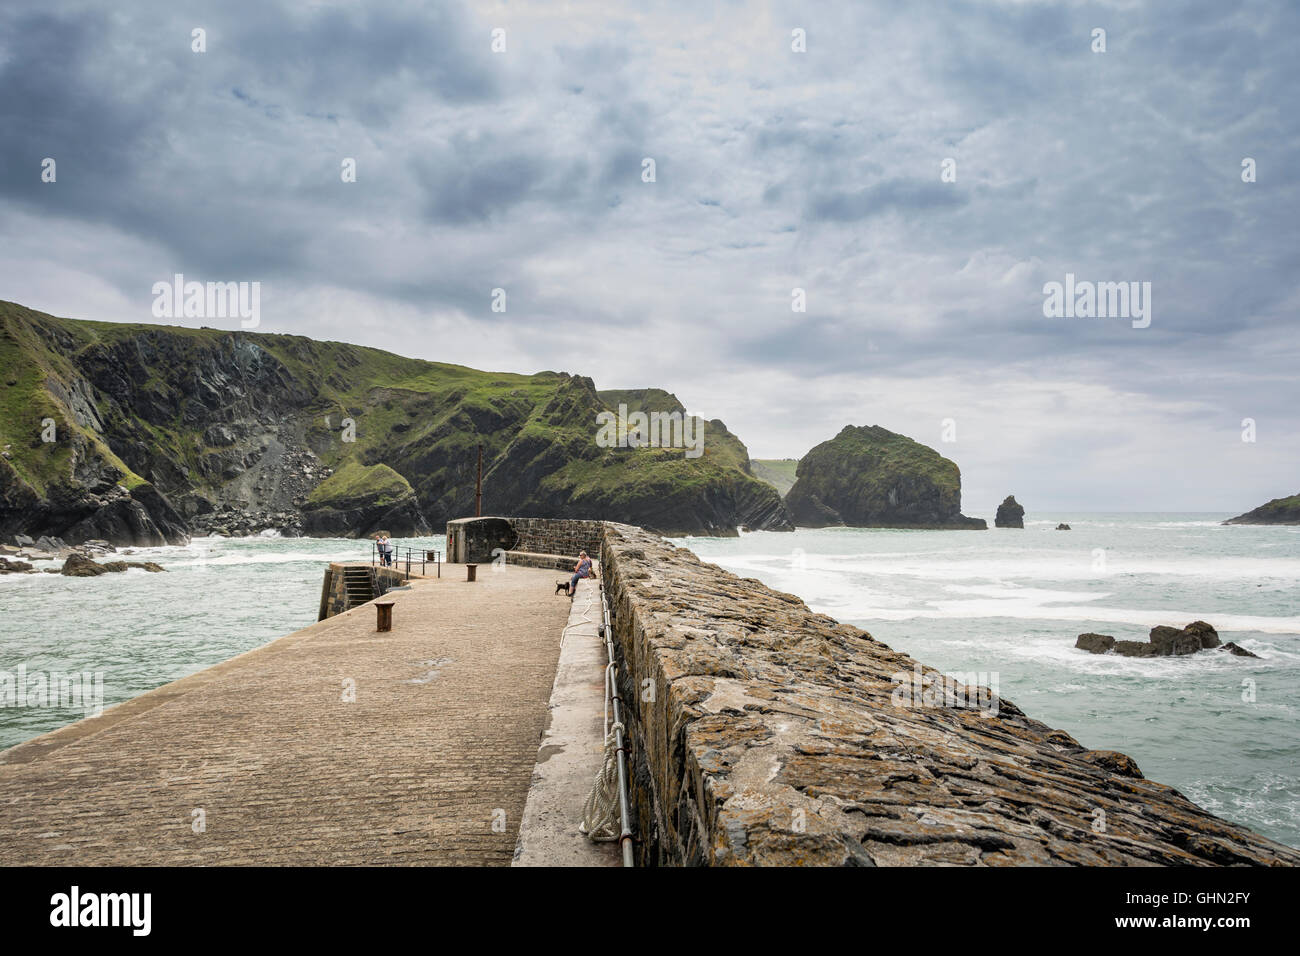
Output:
[
  {"xmin": 2, "ymin": 515, "xmax": 1296, "ymax": 849},
  {"xmin": 676, "ymin": 514, "xmax": 1300, "ymax": 849},
  {"xmin": 0, "ymin": 533, "xmax": 444, "ymax": 751}
]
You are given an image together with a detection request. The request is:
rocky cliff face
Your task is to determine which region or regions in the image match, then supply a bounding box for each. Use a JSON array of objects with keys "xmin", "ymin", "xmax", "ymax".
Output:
[
  {"xmin": 784, "ymin": 425, "xmax": 985, "ymax": 529},
  {"xmin": 1225, "ymin": 493, "xmax": 1300, "ymax": 525},
  {"xmin": 994, "ymin": 494, "xmax": 1025, "ymax": 528},
  {"xmin": 0, "ymin": 300, "xmax": 790, "ymax": 544}
]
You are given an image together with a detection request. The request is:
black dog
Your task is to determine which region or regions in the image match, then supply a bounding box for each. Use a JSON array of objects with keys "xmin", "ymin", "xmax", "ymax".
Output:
[{"xmin": 555, "ymin": 580, "xmax": 570, "ymax": 595}]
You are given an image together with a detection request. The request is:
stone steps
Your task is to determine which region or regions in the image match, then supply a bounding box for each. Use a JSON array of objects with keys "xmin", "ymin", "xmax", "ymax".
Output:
[{"xmin": 342, "ymin": 567, "xmax": 374, "ymax": 608}]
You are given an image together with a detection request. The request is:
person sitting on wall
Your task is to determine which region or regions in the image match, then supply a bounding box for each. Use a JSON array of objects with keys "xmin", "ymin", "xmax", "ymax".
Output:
[{"xmin": 557, "ymin": 550, "xmax": 593, "ymax": 597}]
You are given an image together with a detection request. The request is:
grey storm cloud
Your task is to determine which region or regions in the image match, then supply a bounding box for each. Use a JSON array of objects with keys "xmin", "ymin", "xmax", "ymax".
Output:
[
  {"xmin": 807, "ymin": 178, "xmax": 970, "ymax": 221},
  {"xmin": 1, "ymin": 0, "xmax": 1298, "ymax": 510}
]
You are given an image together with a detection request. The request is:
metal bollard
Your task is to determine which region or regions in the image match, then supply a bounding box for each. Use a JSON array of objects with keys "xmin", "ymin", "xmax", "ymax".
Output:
[
  {"xmin": 466, "ymin": 563, "xmax": 478, "ymax": 582},
  {"xmin": 375, "ymin": 600, "xmax": 395, "ymax": 632}
]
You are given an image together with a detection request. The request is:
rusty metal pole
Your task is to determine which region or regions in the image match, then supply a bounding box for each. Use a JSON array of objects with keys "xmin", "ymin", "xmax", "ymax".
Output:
[{"xmin": 475, "ymin": 444, "xmax": 483, "ymax": 517}]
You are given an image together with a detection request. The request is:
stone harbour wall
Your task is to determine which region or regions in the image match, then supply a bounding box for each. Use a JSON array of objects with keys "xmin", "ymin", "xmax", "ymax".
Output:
[
  {"xmin": 446, "ymin": 516, "xmax": 603, "ymax": 564},
  {"xmin": 598, "ymin": 521, "xmax": 1300, "ymax": 866},
  {"xmin": 510, "ymin": 517, "xmax": 603, "ymax": 559}
]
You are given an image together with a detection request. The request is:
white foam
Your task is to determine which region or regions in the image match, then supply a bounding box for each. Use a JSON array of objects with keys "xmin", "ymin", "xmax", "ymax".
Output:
[{"xmin": 707, "ymin": 551, "xmax": 1300, "ymax": 584}]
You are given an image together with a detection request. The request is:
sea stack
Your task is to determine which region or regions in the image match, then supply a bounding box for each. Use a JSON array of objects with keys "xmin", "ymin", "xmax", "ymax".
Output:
[
  {"xmin": 783, "ymin": 425, "xmax": 986, "ymax": 529},
  {"xmin": 995, "ymin": 495, "xmax": 1025, "ymax": 528}
]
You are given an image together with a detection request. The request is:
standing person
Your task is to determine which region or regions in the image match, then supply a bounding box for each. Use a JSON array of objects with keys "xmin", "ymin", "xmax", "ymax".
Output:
[{"xmin": 377, "ymin": 533, "xmax": 392, "ymax": 567}]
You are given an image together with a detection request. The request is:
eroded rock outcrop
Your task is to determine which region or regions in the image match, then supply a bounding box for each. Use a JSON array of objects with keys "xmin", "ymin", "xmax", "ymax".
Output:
[
  {"xmin": 601, "ymin": 523, "xmax": 1298, "ymax": 865},
  {"xmin": 783, "ymin": 425, "xmax": 985, "ymax": 530},
  {"xmin": 1075, "ymin": 622, "xmax": 1228, "ymax": 658},
  {"xmin": 60, "ymin": 553, "xmax": 107, "ymax": 577},
  {"xmin": 994, "ymin": 495, "xmax": 1025, "ymax": 528},
  {"xmin": 59, "ymin": 553, "xmax": 166, "ymax": 576}
]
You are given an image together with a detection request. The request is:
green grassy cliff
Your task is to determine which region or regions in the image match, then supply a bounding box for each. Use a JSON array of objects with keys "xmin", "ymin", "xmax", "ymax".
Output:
[
  {"xmin": 784, "ymin": 425, "xmax": 986, "ymax": 529},
  {"xmin": 0, "ymin": 300, "xmax": 791, "ymax": 543},
  {"xmin": 750, "ymin": 459, "xmax": 799, "ymax": 497},
  {"xmin": 1224, "ymin": 493, "xmax": 1300, "ymax": 525}
]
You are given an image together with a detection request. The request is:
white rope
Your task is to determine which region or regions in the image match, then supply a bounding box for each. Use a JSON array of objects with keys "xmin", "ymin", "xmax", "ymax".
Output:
[
  {"xmin": 562, "ymin": 587, "xmax": 597, "ymax": 644},
  {"xmin": 580, "ymin": 719, "xmax": 625, "ymax": 842}
]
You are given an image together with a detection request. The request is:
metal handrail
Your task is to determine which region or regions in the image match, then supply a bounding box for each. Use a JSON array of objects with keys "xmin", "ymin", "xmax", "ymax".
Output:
[{"xmin": 370, "ymin": 542, "xmax": 441, "ymax": 584}]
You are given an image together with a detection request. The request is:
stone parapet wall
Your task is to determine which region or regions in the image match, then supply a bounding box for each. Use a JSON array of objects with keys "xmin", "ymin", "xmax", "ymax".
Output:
[
  {"xmin": 502, "ymin": 551, "xmax": 594, "ymax": 572},
  {"xmin": 509, "ymin": 517, "xmax": 603, "ymax": 559},
  {"xmin": 598, "ymin": 521, "xmax": 1300, "ymax": 866},
  {"xmin": 446, "ymin": 516, "xmax": 602, "ymax": 564}
]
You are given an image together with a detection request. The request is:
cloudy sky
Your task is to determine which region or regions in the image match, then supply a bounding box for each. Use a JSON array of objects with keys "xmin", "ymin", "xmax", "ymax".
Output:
[{"xmin": 2, "ymin": 0, "xmax": 1296, "ymax": 513}]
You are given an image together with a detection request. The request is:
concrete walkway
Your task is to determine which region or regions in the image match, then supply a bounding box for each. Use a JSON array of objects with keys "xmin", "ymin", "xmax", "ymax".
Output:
[
  {"xmin": 513, "ymin": 579, "xmax": 620, "ymax": 866},
  {"xmin": 0, "ymin": 565, "xmax": 571, "ymax": 865}
]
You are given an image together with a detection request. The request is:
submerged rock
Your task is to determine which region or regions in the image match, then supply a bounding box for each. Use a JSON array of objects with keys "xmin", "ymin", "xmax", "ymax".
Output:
[
  {"xmin": 1222, "ymin": 641, "xmax": 1260, "ymax": 658},
  {"xmin": 994, "ymin": 495, "xmax": 1025, "ymax": 528},
  {"xmin": 1055, "ymin": 523, "xmax": 1071, "ymax": 530}
]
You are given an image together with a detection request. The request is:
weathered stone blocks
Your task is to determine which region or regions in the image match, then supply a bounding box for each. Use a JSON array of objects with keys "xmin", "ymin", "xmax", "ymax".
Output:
[{"xmin": 600, "ymin": 522, "xmax": 1299, "ymax": 866}]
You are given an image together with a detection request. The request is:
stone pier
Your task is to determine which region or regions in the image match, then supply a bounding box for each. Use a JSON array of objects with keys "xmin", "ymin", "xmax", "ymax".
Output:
[
  {"xmin": 598, "ymin": 522, "xmax": 1300, "ymax": 866},
  {"xmin": 0, "ymin": 564, "xmax": 572, "ymax": 865}
]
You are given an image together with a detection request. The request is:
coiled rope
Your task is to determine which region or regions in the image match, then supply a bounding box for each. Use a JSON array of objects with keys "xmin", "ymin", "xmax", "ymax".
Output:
[{"xmin": 579, "ymin": 713, "xmax": 624, "ymax": 842}]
